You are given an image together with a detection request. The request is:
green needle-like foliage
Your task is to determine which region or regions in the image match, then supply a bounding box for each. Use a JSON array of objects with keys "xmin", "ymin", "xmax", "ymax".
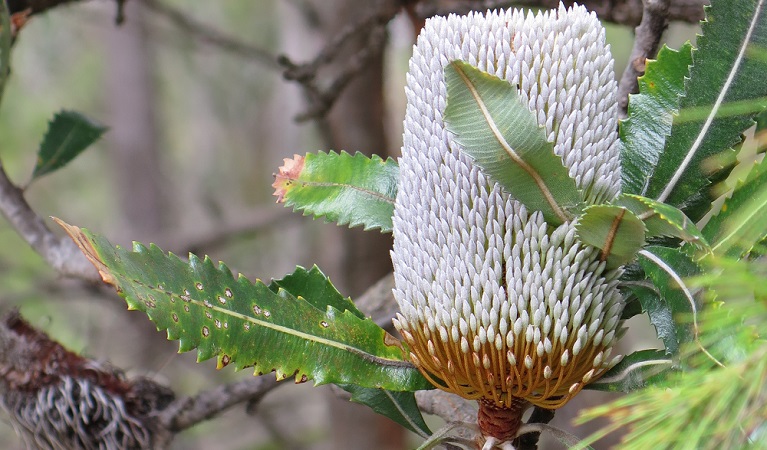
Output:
[
  {"xmin": 577, "ymin": 257, "xmax": 767, "ymax": 450},
  {"xmin": 704, "ymin": 155, "xmax": 767, "ymax": 258}
]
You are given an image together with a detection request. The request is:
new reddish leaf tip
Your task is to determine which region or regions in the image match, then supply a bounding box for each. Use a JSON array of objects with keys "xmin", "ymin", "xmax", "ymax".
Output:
[{"xmin": 272, "ymin": 154, "xmax": 305, "ymax": 203}]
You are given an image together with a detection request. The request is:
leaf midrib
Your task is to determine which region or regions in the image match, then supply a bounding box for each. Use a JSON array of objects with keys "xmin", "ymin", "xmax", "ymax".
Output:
[
  {"xmin": 452, "ymin": 63, "xmax": 570, "ymax": 223},
  {"xmin": 657, "ymin": 0, "xmax": 766, "ymax": 202},
  {"xmin": 292, "ymin": 179, "xmax": 395, "ymax": 204},
  {"xmin": 132, "ymin": 279, "xmax": 412, "ymax": 369}
]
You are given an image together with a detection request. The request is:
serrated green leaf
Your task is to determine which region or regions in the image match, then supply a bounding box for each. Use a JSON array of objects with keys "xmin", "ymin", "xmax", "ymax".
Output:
[
  {"xmin": 575, "ymin": 205, "xmax": 645, "ymax": 269},
  {"xmin": 443, "ymin": 60, "xmax": 582, "ymax": 225},
  {"xmin": 645, "ymin": 0, "xmax": 767, "ymax": 222},
  {"xmin": 273, "ymin": 151, "xmax": 398, "ymax": 232},
  {"xmin": 704, "ymin": 156, "xmax": 767, "ymax": 257},
  {"xmin": 631, "ymin": 284, "xmax": 682, "ymax": 356},
  {"xmin": 585, "ymin": 349, "xmax": 672, "ymax": 393},
  {"xmin": 621, "ymin": 43, "xmax": 694, "ymax": 195},
  {"xmin": 31, "ymin": 111, "xmax": 108, "ymax": 181},
  {"xmin": 55, "ymin": 219, "xmax": 431, "ymax": 392},
  {"xmin": 637, "ymin": 247, "xmax": 701, "ymax": 356},
  {"xmin": 615, "ymin": 194, "xmax": 709, "ymax": 250},
  {"xmin": 339, "ymin": 385, "xmax": 432, "ymax": 437},
  {"xmin": 268, "ymin": 265, "xmax": 365, "ymax": 320}
]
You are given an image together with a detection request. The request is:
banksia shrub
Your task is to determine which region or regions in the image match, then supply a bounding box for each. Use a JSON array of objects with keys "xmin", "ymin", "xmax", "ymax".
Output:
[
  {"xmin": 0, "ymin": 312, "xmax": 174, "ymax": 450},
  {"xmin": 391, "ymin": 4, "xmax": 624, "ymax": 445}
]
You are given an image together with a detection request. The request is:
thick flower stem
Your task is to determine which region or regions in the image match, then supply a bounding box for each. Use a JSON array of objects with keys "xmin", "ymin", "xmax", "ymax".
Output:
[{"xmin": 477, "ymin": 397, "xmax": 527, "ymax": 446}]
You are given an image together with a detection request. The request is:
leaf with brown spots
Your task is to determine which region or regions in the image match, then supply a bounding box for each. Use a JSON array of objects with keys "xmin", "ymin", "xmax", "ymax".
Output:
[
  {"xmin": 55, "ymin": 220, "xmax": 432, "ymax": 393},
  {"xmin": 272, "ymin": 151, "xmax": 398, "ymax": 232}
]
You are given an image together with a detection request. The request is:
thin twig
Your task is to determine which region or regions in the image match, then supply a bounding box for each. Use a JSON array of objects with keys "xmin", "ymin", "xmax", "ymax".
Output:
[
  {"xmin": 160, "ymin": 375, "xmax": 281, "ymax": 432},
  {"xmin": 163, "ymin": 207, "xmax": 299, "ymax": 256},
  {"xmin": 279, "ymin": 2, "xmax": 400, "ymax": 121},
  {"xmin": 0, "ymin": 163, "xmax": 99, "ymax": 282},
  {"xmin": 139, "ymin": 0, "xmax": 281, "ymax": 70},
  {"xmin": 617, "ymin": 0, "xmax": 672, "ymax": 117}
]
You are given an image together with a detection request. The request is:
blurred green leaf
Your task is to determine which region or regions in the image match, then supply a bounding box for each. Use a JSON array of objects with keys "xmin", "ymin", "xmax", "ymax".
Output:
[
  {"xmin": 273, "ymin": 151, "xmax": 398, "ymax": 232},
  {"xmin": 585, "ymin": 349, "xmax": 672, "ymax": 393},
  {"xmin": 579, "ymin": 346, "xmax": 767, "ymax": 449},
  {"xmin": 31, "ymin": 110, "xmax": 107, "ymax": 181},
  {"xmin": 443, "ymin": 60, "xmax": 583, "ymax": 225},
  {"xmin": 644, "ymin": 0, "xmax": 767, "ymax": 222},
  {"xmin": 56, "ymin": 219, "xmax": 432, "ymax": 392},
  {"xmin": 621, "ymin": 43, "xmax": 693, "ymax": 195},
  {"xmin": 578, "ymin": 260, "xmax": 767, "ymax": 449},
  {"xmin": 339, "ymin": 385, "xmax": 432, "ymax": 437},
  {"xmin": 704, "ymin": 156, "xmax": 767, "ymax": 257},
  {"xmin": 575, "ymin": 205, "xmax": 645, "ymax": 269}
]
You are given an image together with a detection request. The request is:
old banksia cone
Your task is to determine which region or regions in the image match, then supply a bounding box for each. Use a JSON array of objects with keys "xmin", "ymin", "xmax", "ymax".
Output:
[{"xmin": 391, "ymin": 3, "xmax": 624, "ymax": 446}]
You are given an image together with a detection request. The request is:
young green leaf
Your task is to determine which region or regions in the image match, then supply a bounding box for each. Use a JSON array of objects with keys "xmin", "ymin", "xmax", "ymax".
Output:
[
  {"xmin": 621, "ymin": 44, "xmax": 693, "ymax": 195},
  {"xmin": 645, "ymin": 0, "xmax": 767, "ymax": 221},
  {"xmin": 268, "ymin": 265, "xmax": 365, "ymax": 320},
  {"xmin": 575, "ymin": 205, "xmax": 646, "ymax": 269},
  {"xmin": 585, "ymin": 349, "xmax": 672, "ymax": 393},
  {"xmin": 443, "ymin": 60, "xmax": 582, "ymax": 225},
  {"xmin": 704, "ymin": 156, "xmax": 767, "ymax": 258},
  {"xmin": 615, "ymin": 193, "xmax": 709, "ymax": 250},
  {"xmin": 338, "ymin": 385, "xmax": 432, "ymax": 438},
  {"xmin": 273, "ymin": 151, "xmax": 398, "ymax": 232},
  {"xmin": 55, "ymin": 219, "xmax": 432, "ymax": 392},
  {"xmin": 268, "ymin": 269, "xmax": 432, "ymax": 433},
  {"xmin": 31, "ymin": 111, "xmax": 108, "ymax": 181}
]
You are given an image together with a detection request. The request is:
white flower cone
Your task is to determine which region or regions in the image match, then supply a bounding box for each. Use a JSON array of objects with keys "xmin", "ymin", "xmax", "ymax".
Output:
[{"xmin": 391, "ymin": 3, "xmax": 624, "ymax": 414}]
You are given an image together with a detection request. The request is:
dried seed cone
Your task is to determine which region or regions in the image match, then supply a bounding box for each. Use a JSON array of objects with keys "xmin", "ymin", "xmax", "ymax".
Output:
[
  {"xmin": 0, "ymin": 312, "xmax": 175, "ymax": 450},
  {"xmin": 391, "ymin": 4, "xmax": 624, "ymax": 411}
]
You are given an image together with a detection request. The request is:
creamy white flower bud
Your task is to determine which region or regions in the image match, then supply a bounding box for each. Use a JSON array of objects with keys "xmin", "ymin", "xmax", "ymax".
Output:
[{"xmin": 392, "ymin": 4, "xmax": 624, "ymax": 409}]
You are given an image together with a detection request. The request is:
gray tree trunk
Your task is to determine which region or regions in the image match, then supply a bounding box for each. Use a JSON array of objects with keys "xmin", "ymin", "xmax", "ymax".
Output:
[
  {"xmin": 307, "ymin": 1, "xmax": 405, "ymax": 449},
  {"xmin": 105, "ymin": 0, "xmax": 172, "ymax": 368}
]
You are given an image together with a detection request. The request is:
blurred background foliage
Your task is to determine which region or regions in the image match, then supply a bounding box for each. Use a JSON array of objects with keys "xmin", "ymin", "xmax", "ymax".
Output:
[{"xmin": 0, "ymin": 1, "xmax": 702, "ymax": 448}]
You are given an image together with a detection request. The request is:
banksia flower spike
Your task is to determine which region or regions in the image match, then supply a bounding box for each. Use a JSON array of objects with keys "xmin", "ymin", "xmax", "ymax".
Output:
[{"xmin": 391, "ymin": 3, "xmax": 624, "ymax": 446}]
